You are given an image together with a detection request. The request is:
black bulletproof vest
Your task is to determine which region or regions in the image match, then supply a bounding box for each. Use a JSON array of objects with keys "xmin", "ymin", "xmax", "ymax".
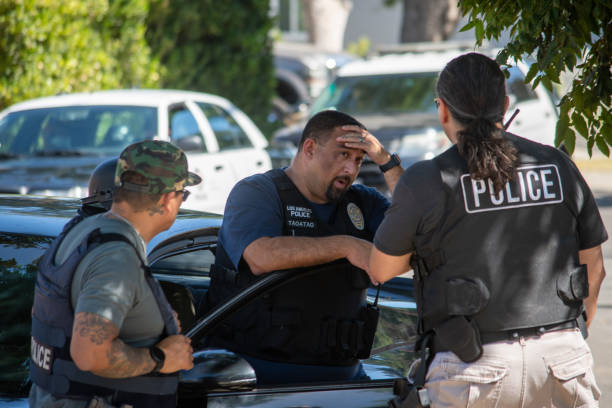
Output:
[
  {"xmin": 30, "ymin": 214, "xmax": 179, "ymax": 406},
  {"xmin": 208, "ymin": 169, "xmax": 374, "ymax": 365},
  {"xmin": 414, "ymin": 136, "xmax": 588, "ymax": 336}
]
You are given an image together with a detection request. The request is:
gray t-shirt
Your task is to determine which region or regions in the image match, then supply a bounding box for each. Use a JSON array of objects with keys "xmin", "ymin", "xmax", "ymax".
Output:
[{"xmin": 30, "ymin": 213, "xmax": 165, "ymax": 407}]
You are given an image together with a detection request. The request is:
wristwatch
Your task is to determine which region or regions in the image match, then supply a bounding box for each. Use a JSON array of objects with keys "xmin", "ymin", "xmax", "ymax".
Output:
[
  {"xmin": 379, "ymin": 153, "xmax": 401, "ymax": 173},
  {"xmin": 149, "ymin": 346, "xmax": 165, "ymax": 373}
]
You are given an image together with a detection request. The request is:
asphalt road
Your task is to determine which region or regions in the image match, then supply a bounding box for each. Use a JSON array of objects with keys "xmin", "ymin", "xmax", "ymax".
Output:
[{"xmin": 583, "ymin": 170, "xmax": 612, "ymax": 406}]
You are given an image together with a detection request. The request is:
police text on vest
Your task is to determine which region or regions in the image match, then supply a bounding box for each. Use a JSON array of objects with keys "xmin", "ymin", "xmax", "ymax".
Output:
[
  {"xmin": 461, "ymin": 164, "xmax": 563, "ymax": 213},
  {"xmin": 31, "ymin": 336, "xmax": 54, "ymax": 373}
]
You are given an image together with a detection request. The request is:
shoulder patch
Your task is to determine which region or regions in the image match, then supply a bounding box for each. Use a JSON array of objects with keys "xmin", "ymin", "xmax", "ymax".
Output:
[{"xmin": 347, "ymin": 202, "xmax": 365, "ymax": 231}]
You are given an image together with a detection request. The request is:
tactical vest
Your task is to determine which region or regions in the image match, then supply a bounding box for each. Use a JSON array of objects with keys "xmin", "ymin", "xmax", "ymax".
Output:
[
  {"xmin": 30, "ymin": 214, "xmax": 179, "ymax": 406},
  {"xmin": 207, "ymin": 169, "xmax": 375, "ymax": 366},
  {"xmin": 412, "ymin": 140, "xmax": 588, "ymax": 361}
]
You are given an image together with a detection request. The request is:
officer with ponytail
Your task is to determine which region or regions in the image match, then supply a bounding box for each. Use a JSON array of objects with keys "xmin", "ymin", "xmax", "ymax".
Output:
[{"xmin": 370, "ymin": 52, "xmax": 607, "ymax": 407}]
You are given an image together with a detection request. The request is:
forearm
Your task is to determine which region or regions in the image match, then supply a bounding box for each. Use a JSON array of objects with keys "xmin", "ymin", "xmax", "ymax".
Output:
[
  {"xmin": 71, "ymin": 312, "xmax": 155, "ymax": 378},
  {"xmin": 243, "ymin": 235, "xmax": 353, "ymax": 275},
  {"xmin": 383, "ymin": 165, "xmax": 403, "ymax": 195},
  {"xmin": 93, "ymin": 338, "xmax": 155, "ymax": 378},
  {"xmin": 369, "ymin": 246, "xmax": 413, "ymax": 284},
  {"xmin": 579, "ymin": 245, "xmax": 606, "ymax": 328}
]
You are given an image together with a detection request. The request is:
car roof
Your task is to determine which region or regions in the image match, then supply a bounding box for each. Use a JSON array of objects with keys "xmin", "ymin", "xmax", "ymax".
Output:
[
  {"xmin": 336, "ymin": 49, "xmax": 496, "ymax": 77},
  {"xmin": 2, "ymin": 89, "xmax": 233, "ymax": 112},
  {"xmin": 0, "ymin": 194, "xmax": 222, "ymax": 253}
]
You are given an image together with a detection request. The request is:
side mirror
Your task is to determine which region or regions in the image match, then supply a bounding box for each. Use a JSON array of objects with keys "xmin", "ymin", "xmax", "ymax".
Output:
[
  {"xmin": 174, "ymin": 134, "xmax": 204, "ymax": 152},
  {"xmin": 179, "ymin": 349, "xmax": 256, "ymax": 397}
]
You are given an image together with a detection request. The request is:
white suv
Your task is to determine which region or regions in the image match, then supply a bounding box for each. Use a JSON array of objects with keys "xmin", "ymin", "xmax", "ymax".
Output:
[
  {"xmin": 274, "ymin": 49, "xmax": 559, "ymax": 191},
  {"xmin": 0, "ymin": 89, "xmax": 272, "ymax": 214}
]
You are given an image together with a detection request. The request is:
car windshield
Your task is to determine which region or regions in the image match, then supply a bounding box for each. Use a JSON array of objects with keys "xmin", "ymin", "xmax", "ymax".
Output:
[
  {"xmin": 0, "ymin": 105, "xmax": 157, "ymax": 157},
  {"xmin": 310, "ymin": 72, "xmax": 439, "ymax": 116}
]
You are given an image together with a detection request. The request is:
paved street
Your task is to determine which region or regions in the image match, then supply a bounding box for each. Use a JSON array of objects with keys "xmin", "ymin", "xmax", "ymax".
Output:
[{"xmin": 576, "ymin": 147, "xmax": 612, "ymax": 405}]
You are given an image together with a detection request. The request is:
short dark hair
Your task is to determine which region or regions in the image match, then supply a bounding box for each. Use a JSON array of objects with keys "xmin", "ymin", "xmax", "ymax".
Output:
[
  {"xmin": 298, "ymin": 110, "xmax": 365, "ymax": 151},
  {"xmin": 436, "ymin": 52, "xmax": 518, "ymax": 192},
  {"xmin": 114, "ymin": 171, "xmax": 163, "ymax": 211}
]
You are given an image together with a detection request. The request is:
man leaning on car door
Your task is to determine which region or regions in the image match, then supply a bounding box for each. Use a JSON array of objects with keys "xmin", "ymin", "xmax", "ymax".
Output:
[{"xmin": 29, "ymin": 141, "xmax": 200, "ymax": 408}]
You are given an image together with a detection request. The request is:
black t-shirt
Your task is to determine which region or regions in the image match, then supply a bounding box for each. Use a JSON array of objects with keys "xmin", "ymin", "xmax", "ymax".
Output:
[{"xmin": 375, "ymin": 135, "xmax": 608, "ymax": 257}]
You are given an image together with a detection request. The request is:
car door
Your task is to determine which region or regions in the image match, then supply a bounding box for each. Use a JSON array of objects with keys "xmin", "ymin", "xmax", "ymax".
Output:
[
  {"xmin": 148, "ymin": 237, "xmax": 418, "ymax": 407},
  {"xmin": 195, "ymin": 102, "xmax": 271, "ymax": 180},
  {"xmin": 167, "ymin": 103, "xmax": 234, "ymax": 214}
]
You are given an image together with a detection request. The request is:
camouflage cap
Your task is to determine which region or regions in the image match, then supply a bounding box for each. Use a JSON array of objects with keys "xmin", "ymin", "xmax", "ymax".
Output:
[{"xmin": 115, "ymin": 140, "xmax": 202, "ymax": 194}]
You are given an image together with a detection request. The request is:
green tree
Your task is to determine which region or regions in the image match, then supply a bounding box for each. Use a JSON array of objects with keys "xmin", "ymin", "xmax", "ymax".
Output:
[
  {"xmin": 0, "ymin": 0, "xmax": 159, "ymax": 110},
  {"xmin": 459, "ymin": 0, "xmax": 612, "ymax": 156},
  {"xmin": 146, "ymin": 0, "xmax": 275, "ymax": 135}
]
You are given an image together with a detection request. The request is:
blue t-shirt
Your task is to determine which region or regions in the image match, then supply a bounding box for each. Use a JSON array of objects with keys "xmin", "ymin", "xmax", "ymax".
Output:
[{"xmin": 218, "ymin": 171, "xmax": 390, "ymax": 269}]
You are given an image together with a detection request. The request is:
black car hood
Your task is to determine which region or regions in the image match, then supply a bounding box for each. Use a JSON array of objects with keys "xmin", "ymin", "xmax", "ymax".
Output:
[{"xmin": 0, "ymin": 155, "xmax": 109, "ymax": 195}]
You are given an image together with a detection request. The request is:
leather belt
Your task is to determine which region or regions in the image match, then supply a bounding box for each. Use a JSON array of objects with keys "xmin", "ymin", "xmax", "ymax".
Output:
[{"xmin": 480, "ymin": 319, "xmax": 578, "ymax": 344}]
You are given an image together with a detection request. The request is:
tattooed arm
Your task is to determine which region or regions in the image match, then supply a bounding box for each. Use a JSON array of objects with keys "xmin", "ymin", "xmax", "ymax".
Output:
[{"xmin": 70, "ymin": 312, "xmax": 194, "ymax": 378}]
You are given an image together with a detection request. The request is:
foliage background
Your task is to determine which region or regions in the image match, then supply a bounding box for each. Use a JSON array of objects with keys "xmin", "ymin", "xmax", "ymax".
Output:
[
  {"xmin": 0, "ymin": 0, "xmax": 275, "ymax": 134},
  {"xmin": 459, "ymin": 0, "xmax": 612, "ymax": 156},
  {"xmin": 0, "ymin": 0, "xmax": 159, "ymax": 109},
  {"xmin": 146, "ymin": 0, "xmax": 275, "ymax": 134}
]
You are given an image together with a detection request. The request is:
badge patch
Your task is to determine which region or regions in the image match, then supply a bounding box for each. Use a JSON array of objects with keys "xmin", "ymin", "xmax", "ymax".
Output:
[{"xmin": 347, "ymin": 202, "xmax": 365, "ymax": 230}]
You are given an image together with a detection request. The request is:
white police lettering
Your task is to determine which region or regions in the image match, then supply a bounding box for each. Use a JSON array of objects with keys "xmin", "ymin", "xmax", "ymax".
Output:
[
  {"xmin": 461, "ymin": 164, "xmax": 563, "ymax": 213},
  {"xmin": 31, "ymin": 336, "xmax": 53, "ymax": 373},
  {"xmin": 286, "ymin": 205, "xmax": 312, "ymax": 219}
]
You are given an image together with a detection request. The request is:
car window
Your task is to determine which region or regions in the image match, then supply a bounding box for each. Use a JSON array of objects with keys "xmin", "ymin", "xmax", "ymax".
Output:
[
  {"xmin": 506, "ymin": 66, "xmax": 538, "ymax": 103},
  {"xmin": 151, "ymin": 246, "xmax": 214, "ymax": 276},
  {"xmin": 0, "ymin": 232, "xmax": 51, "ymax": 397},
  {"xmin": 168, "ymin": 106, "xmax": 206, "ymax": 151},
  {"xmin": 0, "ymin": 106, "xmax": 157, "ymax": 156},
  {"xmin": 311, "ymin": 73, "xmax": 439, "ymax": 116},
  {"xmin": 196, "ymin": 102, "xmax": 253, "ymax": 151}
]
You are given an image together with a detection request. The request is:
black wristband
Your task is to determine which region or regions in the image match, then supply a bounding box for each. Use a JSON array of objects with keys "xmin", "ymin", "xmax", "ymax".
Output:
[
  {"xmin": 149, "ymin": 346, "xmax": 165, "ymax": 373},
  {"xmin": 379, "ymin": 153, "xmax": 401, "ymax": 173}
]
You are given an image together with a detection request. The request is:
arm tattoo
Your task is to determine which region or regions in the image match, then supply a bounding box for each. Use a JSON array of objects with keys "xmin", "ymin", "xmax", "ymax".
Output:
[
  {"xmin": 74, "ymin": 312, "xmax": 155, "ymax": 378},
  {"xmin": 74, "ymin": 313, "xmax": 115, "ymax": 345},
  {"xmin": 97, "ymin": 339, "xmax": 154, "ymax": 378}
]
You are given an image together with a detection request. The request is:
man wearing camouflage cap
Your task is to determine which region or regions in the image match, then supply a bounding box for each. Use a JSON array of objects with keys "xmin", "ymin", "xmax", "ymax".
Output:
[{"xmin": 30, "ymin": 140, "xmax": 201, "ymax": 408}]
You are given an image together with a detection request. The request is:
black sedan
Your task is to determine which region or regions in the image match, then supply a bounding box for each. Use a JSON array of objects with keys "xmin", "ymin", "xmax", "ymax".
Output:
[{"xmin": 0, "ymin": 194, "xmax": 417, "ymax": 407}]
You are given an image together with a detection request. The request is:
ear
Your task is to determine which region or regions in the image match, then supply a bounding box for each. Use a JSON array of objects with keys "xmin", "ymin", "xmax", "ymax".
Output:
[
  {"xmin": 438, "ymin": 99, "xmax": 451, "ymax": 125},
  {"xmin": 301, "ymin": 138, "xmax": 317, "ymax": 159},
  {"xmin": 158, "ymin": 191, "xmax": 175, "ymax": 214}
]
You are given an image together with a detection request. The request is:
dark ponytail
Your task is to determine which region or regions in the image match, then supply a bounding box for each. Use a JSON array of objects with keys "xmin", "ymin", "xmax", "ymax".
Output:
[{"xmin": 436, "ymin": 53, "xmax": 518, "ymax": 193}]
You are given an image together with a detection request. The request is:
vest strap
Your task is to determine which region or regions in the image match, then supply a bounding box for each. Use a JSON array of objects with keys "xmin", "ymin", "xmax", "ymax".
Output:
[{"xmin": 53, "ymin": 359, "xmax": 178, "ymax": 395}]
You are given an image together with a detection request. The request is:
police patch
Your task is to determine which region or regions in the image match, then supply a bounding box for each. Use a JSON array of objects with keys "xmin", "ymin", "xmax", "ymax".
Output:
[
  {"xmin": 347, "ymin": 202, "xmax": 365, "ymax": 230},
  {"xmin": 460, "ymin": 164, "xmax": 564, "ymax": 213}
]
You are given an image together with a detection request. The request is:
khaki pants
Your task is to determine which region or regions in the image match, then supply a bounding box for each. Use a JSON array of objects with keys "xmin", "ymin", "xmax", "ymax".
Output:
[{"xmin": 425, "ymin": 329, "xmax": 600, "ymax": 407}]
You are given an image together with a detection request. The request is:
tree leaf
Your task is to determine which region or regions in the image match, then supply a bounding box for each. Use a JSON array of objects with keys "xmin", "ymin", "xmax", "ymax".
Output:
[
  {"xmin": 541, "ymin": 76, "xmax": 554, "ymax": 92},
  {"xmin": 602, "ymin": 123, "xmax": 612, "ymax": 146},
  {"xmin": 460, "ymin": 20, "xmax": 477, "ymax": 32},
  {"xmin": 595, "ymin": 136, "xmax": 611, "ymax": 157},
  {"xmin": 571, "ymin": 112, "xmax": 589, "ymax": 138},
  {"xmin": 524, "ymin": 62, "xmax": 539, "ymax": 84},
  {"xmin": 555, "ymin": 114, "xmax": 569, "ymax": 147},
  {"xmin": 475, "ymin": 19, "xmax": 484, "ymax": 41},
  {"xmin": 564, "ymin": 128, "xmax": 576, "ymax": 155}
]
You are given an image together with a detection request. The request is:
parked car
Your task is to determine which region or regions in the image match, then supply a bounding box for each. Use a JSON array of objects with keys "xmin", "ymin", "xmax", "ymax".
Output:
[
  {"xmin": 0, "ymin": 89, "xmax": 273, "ymax": 214},
  {"xmin": 0, "ymin": 194, "xmax": 417, "ymax": 407},
  {"xmin": 272, "ymin": 41, "xmax": 357, "ymax": 123},
  {"xmin": 273, "ymin": 48, "xmax": 559, "ymax": 193}
]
